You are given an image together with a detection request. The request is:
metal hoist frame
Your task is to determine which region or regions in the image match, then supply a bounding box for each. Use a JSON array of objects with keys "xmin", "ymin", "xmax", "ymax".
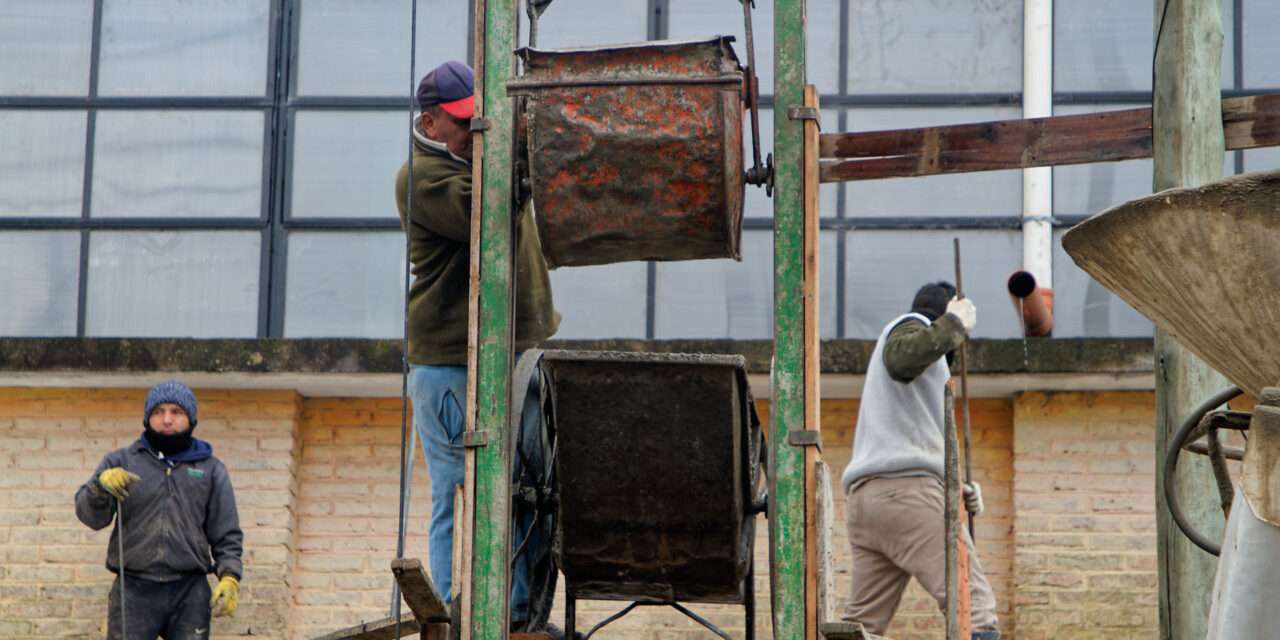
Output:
[{"xmin": 461, "ymin": 0, "xmax": 817, "ymax": 637}]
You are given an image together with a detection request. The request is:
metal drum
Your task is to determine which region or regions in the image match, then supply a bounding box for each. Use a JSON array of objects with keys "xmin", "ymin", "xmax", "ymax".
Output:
[
  {"xmin": 509, "ymin": 38, "xmax": 746, "ymax": 268},
  {"xmin": 539, "ymin": 350, "xmax": 762, "ymax": 604}
]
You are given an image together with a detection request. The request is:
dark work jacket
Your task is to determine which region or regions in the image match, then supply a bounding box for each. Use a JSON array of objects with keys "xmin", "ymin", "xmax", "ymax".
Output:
[
  {"xmin": 395, "ymin": 138, "xmax": 560, "ymax": 365},
  {"xmin": 75, "ymin": 438, "xmax": 243, "ymax": 582}
]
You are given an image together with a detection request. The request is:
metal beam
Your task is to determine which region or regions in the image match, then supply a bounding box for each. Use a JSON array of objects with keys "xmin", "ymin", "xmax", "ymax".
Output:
[
  {"xmin": 772, "ymin": 0, "xmax": 809, "ymax": 636},
  {"xmin": 1152, "ymin": 1, "xmax": 1229, "ymax": 639}
]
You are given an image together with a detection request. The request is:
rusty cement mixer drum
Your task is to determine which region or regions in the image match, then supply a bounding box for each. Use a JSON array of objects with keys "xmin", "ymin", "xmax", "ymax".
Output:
[
  {"xmin": 508, "ymin": 37, "xmax": 746, "ymax": 268},
  {"xmin": 538, "ymin": 350, "xmax": 762, "ymax": 604}
]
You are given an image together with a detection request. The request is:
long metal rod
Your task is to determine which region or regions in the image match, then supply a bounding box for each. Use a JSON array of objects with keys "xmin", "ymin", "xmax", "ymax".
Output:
[
  {"xmin": 953, "ymin": 238, "xmax": 975, "ymax": 541},
  {"xmin": 742, "ymin": 0, "xmax": 764, "ymax": 175}
]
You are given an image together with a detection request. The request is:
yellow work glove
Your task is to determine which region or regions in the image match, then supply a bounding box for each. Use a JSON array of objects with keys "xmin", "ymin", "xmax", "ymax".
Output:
[
  {"xmin": 210, "ymin": 575, "xmax": 239, "ymax": 617},
  {"xmin": 97, "ymin": 468, "xmax": 141, "ymax": 500}
]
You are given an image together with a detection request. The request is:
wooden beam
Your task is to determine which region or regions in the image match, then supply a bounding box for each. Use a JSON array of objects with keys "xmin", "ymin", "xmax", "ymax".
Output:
[
  {"xmin": 1153, "ymin": 2, "xmax": 1230, "ymax": 639},
  {"xmin": 391, "ymin": 558, "xmax": 450, "ymax": 623},
  {"xmin": 818, "ymin": 93, "xmax": 1280, "ymax": 182},
  {"xmin": 803, "ymin": 83, "xmax": 822, "ymax": 640},
  {"xmin": 311, "ymin": 615, "xmax": 420, "ymax": 640}
]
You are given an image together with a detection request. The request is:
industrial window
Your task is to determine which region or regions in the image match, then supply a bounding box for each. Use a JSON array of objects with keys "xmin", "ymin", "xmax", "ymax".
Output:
[{"xmin": 1, "ymin": 0, "xmax": 1273, "ymax": 341}]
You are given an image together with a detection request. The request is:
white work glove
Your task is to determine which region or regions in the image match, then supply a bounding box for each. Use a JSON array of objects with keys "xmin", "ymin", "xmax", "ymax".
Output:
[
  {"xmin": 945, "ymin": 297, "xmax": 977, "ymax": 333},
  {"xmin": 963, "ymin": 481, "xmax": 985, "ymax": 516}
]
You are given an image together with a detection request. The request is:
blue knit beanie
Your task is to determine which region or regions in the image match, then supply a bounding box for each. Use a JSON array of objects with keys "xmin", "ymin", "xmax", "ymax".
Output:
[{"xmin": 143, "ymin": 381, "xmax": 198, "ymax": 427}]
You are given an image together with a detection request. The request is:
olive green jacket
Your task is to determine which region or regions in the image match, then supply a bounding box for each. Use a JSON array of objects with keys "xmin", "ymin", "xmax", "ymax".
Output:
[
  {"xmin": 882, "ymin": 313, "xmax": 967, "ymax": 383},
  {"xmin": 395, "ymin": 142, "xmax": 559, "ymax": 365}
]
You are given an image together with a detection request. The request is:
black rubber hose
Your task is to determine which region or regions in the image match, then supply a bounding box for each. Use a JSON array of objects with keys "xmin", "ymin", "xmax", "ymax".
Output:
[{"xmin": 1163, "ymin": 385, "xmax": 1244, "ymax": 556}]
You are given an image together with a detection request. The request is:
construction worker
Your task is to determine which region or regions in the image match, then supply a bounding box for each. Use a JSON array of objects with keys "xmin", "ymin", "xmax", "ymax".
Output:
[
  {"xmin": 75, "ymin": 380, "xmax": 243, "ymax": 640},
  {"xmin": 840, "ymin": 282, "xmax": 1000, "ymax": 639},
  {"xmin": 395, "ymin": 61, "xmax": 561, "ymax": 633}
]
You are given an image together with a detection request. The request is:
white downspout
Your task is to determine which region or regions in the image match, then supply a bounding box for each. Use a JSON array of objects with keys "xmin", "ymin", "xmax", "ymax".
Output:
[{"xmin": 1017, "ymin": 0, "xmax": 1054, "ymax": 334}]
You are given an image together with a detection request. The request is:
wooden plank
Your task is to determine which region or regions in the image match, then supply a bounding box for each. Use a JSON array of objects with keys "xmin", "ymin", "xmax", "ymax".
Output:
[
  {"xmin": 943, "ymin": 384, "xmax": 971, "ymax": 640},
  {"xmin": 391, "ymin": 558, "xmax": 450, "ymax": 623},
  {"xmin": 814, "ymin": 460, "xmax": 836, "ymax": 626},
  {"xmin": 803, "ymin": 83, "xmax": 822, "ymax": 640},
  {"xmin": 818, "ymin": 621, "xmax": 882, "ymax": 640},
  {"xmin": 819, "ymin": 93, "xmax": 1280, "ymax": 182},
  {"xmin": 311, "ymin": 615, "xmax": 420, "ymax": 640}
]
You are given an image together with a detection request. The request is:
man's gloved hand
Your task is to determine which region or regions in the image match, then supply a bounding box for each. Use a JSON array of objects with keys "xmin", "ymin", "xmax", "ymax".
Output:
[
  {"xmin": 210, "ymin": 575, "xmax": 239, "ymax": 617},
  {"xmin": 97, "ymin": 468, "xmax": 141, "ymax": 501},
  {"xmin": 963, "ymin": 481, "xmax": 985, "ymax": 516},
  {"xmin": 946, "ymin": 297, "xmax": 977, "ymax": 333}
]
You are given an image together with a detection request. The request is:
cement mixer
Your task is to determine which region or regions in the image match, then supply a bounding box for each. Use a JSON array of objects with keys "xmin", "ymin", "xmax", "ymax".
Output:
[{"xmin": 1062, "ymin": 169, "xmax": 1280, "ymax": 640}]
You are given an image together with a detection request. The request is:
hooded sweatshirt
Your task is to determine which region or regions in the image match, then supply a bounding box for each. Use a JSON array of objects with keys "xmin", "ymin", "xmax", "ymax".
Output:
[{"xmin": 395, "ymin": 129, "xmax": 560, "ymax": 365}]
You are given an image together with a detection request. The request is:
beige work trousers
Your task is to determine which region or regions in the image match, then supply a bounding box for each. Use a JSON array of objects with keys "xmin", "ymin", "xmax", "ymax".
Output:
[{"xmin": 842, "ymin": 475, "xmax": 999, "ymax": 636}]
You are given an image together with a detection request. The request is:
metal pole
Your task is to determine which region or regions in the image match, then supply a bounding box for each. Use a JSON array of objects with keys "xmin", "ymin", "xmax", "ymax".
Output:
[{"xmin": 117, "ymin": 499, "xmax": 126, "ymax": 638}]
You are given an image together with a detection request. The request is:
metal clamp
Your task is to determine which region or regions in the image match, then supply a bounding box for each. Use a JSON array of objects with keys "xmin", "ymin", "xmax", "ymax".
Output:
[
  {"xmin": 469, "ymin": 117, "xmax": 492, "ymax": 133},
  {"xmin": 787, "ymin": 106, "xmax": 821, "ymax": 128},
  {"xmin": 787, "ymin": 429, "xmax": 822, "ymax": 452},
  {"xmin": 463, "ymin": 431, "xmax": 489, "ymax": 448}
]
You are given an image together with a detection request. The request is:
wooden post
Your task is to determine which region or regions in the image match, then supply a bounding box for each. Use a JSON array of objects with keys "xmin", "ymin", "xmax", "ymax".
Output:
[
  {"xmin": 1152, "ymin": 1, "xmax": 1229, "ymax": 639},
  {"xmin": 802, "ymin": 84, "xmax": 822, "ymax": 639},
  {"xmin": 465, "ymin": 0, "xmax": 519, "ymax": 637},
  {"xmin": 772, "ymin": 0, "xmax": 809, "ymax": 637}
]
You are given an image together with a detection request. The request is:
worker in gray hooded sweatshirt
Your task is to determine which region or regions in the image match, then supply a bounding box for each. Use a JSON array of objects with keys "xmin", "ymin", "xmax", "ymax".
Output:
[
  {"xmin": 840, "ymin": 281, "xmax": 1000, "ymax": 639},
  {"xmin": 75, "ymin": 381, "xmax": 243, "ymax": 640}
]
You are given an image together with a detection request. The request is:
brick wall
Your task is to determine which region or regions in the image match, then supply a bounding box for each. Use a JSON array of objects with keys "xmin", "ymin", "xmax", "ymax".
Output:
[
  {"xmin": 0, "ymin": 388, "xmax": 301, "ymax": 640},
  {"xmin": 1012, "ymin": 392, "xmax": 1158, "ymax": 640},
  {"xmin": 0, "ymin": 387, "xmax": 1160, "ymax": 639}
]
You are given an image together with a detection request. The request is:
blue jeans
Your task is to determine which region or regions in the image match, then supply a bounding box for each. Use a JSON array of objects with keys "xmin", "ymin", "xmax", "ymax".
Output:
[{"xmin": 409, "ymin": 364, "xmax": 544, "ymax": 623}]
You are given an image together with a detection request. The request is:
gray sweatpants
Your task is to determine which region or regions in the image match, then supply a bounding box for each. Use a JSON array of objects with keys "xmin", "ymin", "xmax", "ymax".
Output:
[
  {"xmin": 107, "ymin": 573, "xmax": 212, "ymax": 640},
  {"xmin": 842, "ymin": 476, "xmax": 999, "ymax": 636}
]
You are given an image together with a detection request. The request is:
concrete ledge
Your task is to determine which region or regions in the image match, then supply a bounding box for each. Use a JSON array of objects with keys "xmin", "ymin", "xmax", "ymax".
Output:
[{"xmin": 0, "ymin": 337, "xmax": 1152, "ymax": 376}]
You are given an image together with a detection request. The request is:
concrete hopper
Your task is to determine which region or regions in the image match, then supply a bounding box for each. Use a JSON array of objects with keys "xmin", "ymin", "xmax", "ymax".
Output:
[{"xmin": 1062, "ymin": 170, "xmax": 1280, "ymax": 398}]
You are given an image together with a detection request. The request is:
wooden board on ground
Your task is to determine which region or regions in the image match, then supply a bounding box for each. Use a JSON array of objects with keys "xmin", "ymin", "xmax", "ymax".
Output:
[
  {"xmin": 311, "ymin": 615, "xmax": 420, "ymax": 640},
  {"xmin": 819, "ymin": 621, "xmax": 883, "ymax": 640},
  {"xmin": 391, "ymin": 558, "xmax": 450, "ymax": 623}
]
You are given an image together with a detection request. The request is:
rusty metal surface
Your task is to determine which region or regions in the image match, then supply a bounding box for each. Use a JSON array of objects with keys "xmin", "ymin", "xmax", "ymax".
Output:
[
  {"xmin": 539, "ymin": 350, "xmax": 761, "ymax": 604},
  {"xmin": 510, "ymin": 38, "xmax": 745, "ymax": 267},
  {"xmin": 1062, "ymin": 170, "xmax": 1280, "ymax": 397}
]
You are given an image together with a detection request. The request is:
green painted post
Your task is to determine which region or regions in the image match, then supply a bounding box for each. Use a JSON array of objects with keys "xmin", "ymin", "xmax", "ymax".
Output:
[
  {"xmin": 772, "ymin": 0, "xmax": 808, "ymax": 636},
  {"xmin": 470, "ymin": 0, "xmax": 519, "ymax": 637},
  {"xmin": 1152, "ymin": 1, "xmax": 1227, "ymax": 639}
]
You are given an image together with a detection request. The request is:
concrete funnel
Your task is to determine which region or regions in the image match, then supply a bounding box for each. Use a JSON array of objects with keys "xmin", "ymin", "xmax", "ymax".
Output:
[{"xmin": 1062, "ymin": 170, "xmax": 1280, "ymax": 398}]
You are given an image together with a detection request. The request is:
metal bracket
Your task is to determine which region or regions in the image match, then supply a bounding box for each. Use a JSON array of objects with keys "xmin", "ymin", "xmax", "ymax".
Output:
[
  {"xmin": 469, "ymin": 117, "xmax": 492, "ymax": 133},
  {"xmin": 463, "ymin": 431, "xmax": 489, "ymax": 448},
  {"xmin": 787, "ymin": 106, "xmax": 821, "ymax": 129},
  {"xmin": 787, "ymin": 429, "xmax": 822, "ymax": 452}
]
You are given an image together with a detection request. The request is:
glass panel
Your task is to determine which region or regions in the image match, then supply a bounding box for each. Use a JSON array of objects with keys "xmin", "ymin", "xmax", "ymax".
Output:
[
  {"xmin": 820, "ymin": 230, "xmax": 838, "ymax": 339},
  {"xmin": 549, "ymin": 262, "xmax": 647, "ymax": 339},
  {"xmin": 284, "ymin": 232, "xmax": 406, "ymax": 338},
  {"xmin": 1052, "ymin": 104, "xmax": 1232, "ymax": 216},
  {"xmin": 845, "ymin": 230, "xmax": 1021, "ymax": 339},
  {"xmin": 98, "ymin": 0, "xmax": 270, "ymax": 96},
  {"xmin": 746, "ymin": 109, "xmax": 839, "ymax": 218},
  {"xmin": 86, "ymin": 231, "xmax": 260, "ymax": 337},
  {"xmin": 0, "ymin": 0, "xmax": 93, "ymax": 95},
  {"xmin": 295, "ymin": 0, "xmax": 470, "ymax": 97},
  {"xmin": 1055, "ymin": 0, "xmax": 1233, "ymax": 92},
  {"xmin": 92, "ymin": 111, "xmax": 263, "ymax": 218},
  {"xmin": 844, "ymin": 107, "xmax": 1022, "ymax": 217},
  {"xmin": 848, "ymin": 0, "xmax": 1021, "ymax": 93},
  {"xmin": 1244, "ymin": 148, "xmax": 1280, "ymax": 173},
  {"xmin": 654, "ymin": 230, "xmax": 772, "ymax": 338},
  {"xmin": 0, "ymin": 232, "xmax": 79, "ymax": 337},
  {"xmin": 807, "ymin": 0, "xmax": 842, "ymax": 95},
  {"xmin": 291, "ymin": 111, "xmax": 405, "ymax": 218},
  {"xmin": 1244, "ymin": 0, "xmax": 1280, "ymax": 87},
  {"xmin": 534, "ymin": 0, "xmax": 649, "ymax": 50},
  {"xmin": 1052, "ymin": 229, "xmax": 1151, "ymax": 338},
  {"xmin": 668, "ymin": 0, "xmax": 775, "ymax": 94},
  {"xmin": 0, "ymin": 111, "xmax": 87, "ymax": 217}
]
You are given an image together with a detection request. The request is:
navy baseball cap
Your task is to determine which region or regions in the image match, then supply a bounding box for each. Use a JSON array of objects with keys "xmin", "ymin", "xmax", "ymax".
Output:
[{"xmin": 417, "ymin": 61, "xmax": 474, "ymax": 119}]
